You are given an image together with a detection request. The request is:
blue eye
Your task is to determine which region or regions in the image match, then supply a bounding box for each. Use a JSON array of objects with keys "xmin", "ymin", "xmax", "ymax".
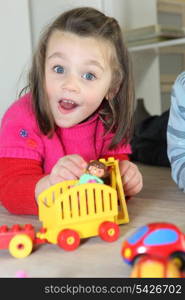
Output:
[
  {"xmin": 82, "ymin": 73, "xmax": 96, "ymax": 81},
  {"xmin": 53, "ymin": 65, "xmax": 64, "ymax": 74}
]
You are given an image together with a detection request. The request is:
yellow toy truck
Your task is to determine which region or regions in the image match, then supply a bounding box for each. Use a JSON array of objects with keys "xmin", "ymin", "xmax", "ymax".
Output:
[{"xmin": 37, "ymin": 157, "xmax": 129, "ymax": 251}]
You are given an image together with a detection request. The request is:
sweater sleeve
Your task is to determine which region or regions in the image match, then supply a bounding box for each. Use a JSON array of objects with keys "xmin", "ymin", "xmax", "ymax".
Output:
[
  {"xmin": 104, "ymin": 142, "xmax": 131, "ymax": 160},
  {"xmin": 0, "ymin": 158, "xmax": 45, "ymax": 215},
  {"xmin": 103, "ymin": 153, "xmax": 130, "ymax": 161},
  {"xmin": 0, "ymin": 95, "xmax": 44, "ymax": 161},
  {"xmin": 167, "ymin": 71, "xmax": 185, "ymax": 191}
]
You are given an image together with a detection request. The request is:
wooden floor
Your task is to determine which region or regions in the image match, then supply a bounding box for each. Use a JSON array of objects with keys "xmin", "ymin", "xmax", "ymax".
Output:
[{"xmin": 0, "ymin": 163, "xmax": 185, "ymax": 278}]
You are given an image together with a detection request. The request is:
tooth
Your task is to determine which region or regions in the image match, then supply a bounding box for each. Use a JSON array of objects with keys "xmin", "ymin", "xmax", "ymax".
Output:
[{"xmin": 63, "ymin": 99, "xmax": 74, "ymax": 104}]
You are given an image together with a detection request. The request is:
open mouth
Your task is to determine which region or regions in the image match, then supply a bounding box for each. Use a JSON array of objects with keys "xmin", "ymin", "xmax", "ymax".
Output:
[{"xmin": 58, "ymin": 99, "xmax": 78, "ymax": 111}]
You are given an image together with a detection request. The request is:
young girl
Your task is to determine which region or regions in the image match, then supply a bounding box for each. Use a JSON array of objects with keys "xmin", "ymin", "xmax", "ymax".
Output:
[{"xmin": 0, "ymin": 7, "xmax": 143, "ymax": 215}]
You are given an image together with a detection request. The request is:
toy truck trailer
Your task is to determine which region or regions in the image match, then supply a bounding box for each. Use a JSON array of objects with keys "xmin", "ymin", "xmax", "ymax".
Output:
[{"xmin": 0, "ymin": 224, "xmax": 46, "ymax": 258}]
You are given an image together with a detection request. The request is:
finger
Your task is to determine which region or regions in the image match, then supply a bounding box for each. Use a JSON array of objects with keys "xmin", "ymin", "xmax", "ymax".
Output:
[
  {"xmin": 122, "ymin": 165, "xmax": 137, "ymax": 185},
  {"xmin": 123, "ymin": 172, "xmax": 143, "ymax": 194},
  {"xmin": 67, "ymin": 154, "xmax": 87, "ymax": 169},
  {"xmin": 124, "ymin": 180, "xmax": 143, "ymax": 196},
  {"xmin": 59, "ymin": 159, "xmax": 85, "ymax": 178},
  {"xmin": 122, "ymin": 167, "xmax": 141, "ymax": 186},
  {"xmin": 55, "ymin": 166, "xmax": 78, "ymax": 181},
  {"xmin": 119, "ymin": 160, "xmax": 130, "ymax": 175}
]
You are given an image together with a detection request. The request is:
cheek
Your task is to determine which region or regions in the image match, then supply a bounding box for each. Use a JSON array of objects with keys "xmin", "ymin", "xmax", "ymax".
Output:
[
  {"xmin": 85, "ymin": 89, "xmax": 107, "ymax": 107},
  {"xmin": 45, "ymin": 74, "xmax": 57, "ymax": 97}
]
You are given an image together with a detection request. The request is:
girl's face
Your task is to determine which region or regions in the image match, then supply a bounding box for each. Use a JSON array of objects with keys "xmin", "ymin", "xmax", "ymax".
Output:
[{"xmin": 45, "ymin": 31, "xmax": 113, "ymax": 128}]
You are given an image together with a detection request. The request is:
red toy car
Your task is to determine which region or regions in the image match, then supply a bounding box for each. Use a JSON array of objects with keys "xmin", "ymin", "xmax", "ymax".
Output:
[{"xmin": 121, "ymin": 222, "xmax": 185, "ymax": 270}]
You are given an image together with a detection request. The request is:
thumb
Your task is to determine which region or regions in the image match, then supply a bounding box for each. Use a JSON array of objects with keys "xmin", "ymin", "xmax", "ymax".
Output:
[{"xmin": 119, "ymin": 160, "xmax": 130, "ymax": 176}]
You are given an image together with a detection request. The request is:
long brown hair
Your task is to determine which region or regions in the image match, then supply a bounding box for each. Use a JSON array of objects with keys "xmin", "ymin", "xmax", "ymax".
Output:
[{"xmin": 21, "ymin": 7, "xmax": 135, "ymax": 148}]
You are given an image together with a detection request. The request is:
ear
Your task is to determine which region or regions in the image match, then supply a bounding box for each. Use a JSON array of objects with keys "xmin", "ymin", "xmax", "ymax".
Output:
[
  {"xmin": 105, "ymin": 86, "xmax": 119, "ymax": 101},
  {"xmin": 105, "ymin": 92, "xmax": 110, "ymax": 101},
  {"xmin": 105, "ymin": 88, "xmax": 115, "ymax": 101}
]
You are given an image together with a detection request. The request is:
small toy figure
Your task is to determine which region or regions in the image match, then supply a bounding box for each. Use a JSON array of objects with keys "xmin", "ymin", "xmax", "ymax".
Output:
[{"xmin": 76, "ymin": 160, "xmax": 108, "ymax": 185}]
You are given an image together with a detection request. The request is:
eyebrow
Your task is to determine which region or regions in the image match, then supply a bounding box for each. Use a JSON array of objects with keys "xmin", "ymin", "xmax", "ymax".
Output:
[
  {"xmin": 47, "ymin": 52, "xmax": 104, "ymax": 71},
  {"xmin": 47, "ymin": 52, "xmax": 64, "ymax": 60},
  {"xmin": 86, "ymin": 59, "xmax": 104, "ymax": 71}
]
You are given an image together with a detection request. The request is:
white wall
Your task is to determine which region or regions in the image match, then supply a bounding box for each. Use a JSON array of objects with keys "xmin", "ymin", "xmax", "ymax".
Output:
[
  {"xmin": 123, "ymin": 0, "xmax": 161, "ymax": 114},
  {"xmin": 123, "ymin": 0, "xmax": 158, "ymax": 29},
  {"xmin": 30, "ymin": 0, "xmax": 104, "ymax": 48},
  {"xmin": 101, "ymin": 0, "xmax": 126, "ymax": 29},
  {"xmin": 131, "ymin": 51, "xmax": 161, "ymax": 114},
  {"xmin": 0, "ymin": 0, "xmax": 32, "ymax": 120}
]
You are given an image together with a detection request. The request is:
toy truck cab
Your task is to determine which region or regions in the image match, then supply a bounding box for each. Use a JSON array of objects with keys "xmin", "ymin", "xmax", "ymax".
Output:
[{"xmin": 37, "ymin": 158, "xmax": 129, "ymax": 250}]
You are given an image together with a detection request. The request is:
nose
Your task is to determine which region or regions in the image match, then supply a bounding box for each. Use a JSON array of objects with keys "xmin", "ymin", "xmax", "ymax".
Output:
[{"xmin": 61, "ymin": 73, "xmax": 80, "ymax": 93}]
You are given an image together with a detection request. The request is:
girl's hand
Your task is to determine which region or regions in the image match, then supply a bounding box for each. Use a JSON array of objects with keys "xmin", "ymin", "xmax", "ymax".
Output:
[
  {"xmin": 35, "ymin": 154, "xmax": 87, "ymax": 199},
  {"xmin": 49, "ymin": 154, "xmax": 87, "ymax": 184},
  {"xmin": 119, "ymin": 160, "xmax": 143, "ymax": 196}
]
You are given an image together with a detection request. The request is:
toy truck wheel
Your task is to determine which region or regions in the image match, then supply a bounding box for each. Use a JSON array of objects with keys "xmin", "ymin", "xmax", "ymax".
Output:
[
  {"xmin": 57, "ymin": 229, "xmax": 80, "ymax": 251},
  {"xmin": 99, "ymin": 221, "xmax": 120, "ymax": 242},
  {"xmin": 8, "ymin": 234, "xmax": 33, "ymax": 258}
]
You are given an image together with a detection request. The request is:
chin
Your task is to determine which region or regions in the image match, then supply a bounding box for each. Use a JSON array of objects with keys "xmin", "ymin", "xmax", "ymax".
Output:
[
  {"xmin": 57, "ymin": 123, "xmax": 72, "ymax": 128},
  {"xmin": 56, "ymin": 120, "xmax": 77, "ymax": 128}
]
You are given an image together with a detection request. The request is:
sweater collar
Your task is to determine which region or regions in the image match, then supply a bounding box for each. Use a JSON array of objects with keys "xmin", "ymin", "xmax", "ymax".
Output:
[{"xmin": 56, "ymin": 113, "xmax": 99, "ymax": 140}]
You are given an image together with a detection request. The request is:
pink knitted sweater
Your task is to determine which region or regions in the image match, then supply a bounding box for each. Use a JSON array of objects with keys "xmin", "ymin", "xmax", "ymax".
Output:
[{"xmin": 0, "ymin": 93, "xmax": 131, "ymax": 169}]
